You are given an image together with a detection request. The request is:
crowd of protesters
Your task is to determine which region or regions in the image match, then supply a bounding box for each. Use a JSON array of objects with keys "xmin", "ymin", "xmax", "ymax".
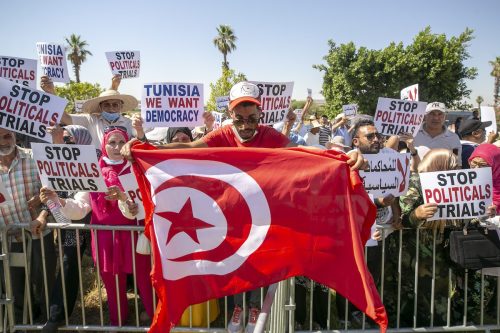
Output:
[{"xmin": 1, "ymin": 74, "xmax": 499, "ymax": 333}]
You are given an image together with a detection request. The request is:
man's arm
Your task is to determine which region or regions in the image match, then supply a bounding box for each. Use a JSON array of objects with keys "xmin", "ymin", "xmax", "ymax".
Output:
[{"xmin": 121, "ymin": 138, "xmax": 208, "ymax": 161}]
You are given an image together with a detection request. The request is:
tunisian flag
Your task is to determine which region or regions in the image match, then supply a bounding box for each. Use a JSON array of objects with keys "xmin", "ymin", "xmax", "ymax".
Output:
[{"xmin": 131, "ymin": 143, "xmax": 387, "ymax": 333}]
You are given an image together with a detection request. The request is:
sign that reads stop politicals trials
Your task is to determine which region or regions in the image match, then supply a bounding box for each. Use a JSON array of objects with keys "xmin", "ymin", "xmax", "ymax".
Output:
[
  {"xmin": 142, "ymin": 82, "xmax": 204, "ymax": 127},
  {"xmin": 0, "ymin": 78, "xmax": 66, "ymax": 142},
  {"xmin": 105, "ymin": 51, "xmax": 140, "ymax": 79},
  {"xmin": 359, "ymin": 152, "xmax": 411, "ymax": 197},
  {"xmin": 36, "ymin": 43, "xmax": 69, "ymax": 83},
  {"xmin": 31, "ymin": 143, "xmax": 107, "ymax": 192},
  {"xmin": 0, "ymin": 56, "xmax": 37, "ymax": 88},
  {"xmin": 118, "ymin": 173, "xmax": 145, "ymax": 221},
  {"xmin": 420, "ymin": 168, "xmax": 493, "ymax": 221},
  {"xmin": 250, "ymin": 81, "xmax": 293, "ymax": 125},
  {"xmin": 374, "ymin": 98, "xmax": 427, "ymax": 136}
]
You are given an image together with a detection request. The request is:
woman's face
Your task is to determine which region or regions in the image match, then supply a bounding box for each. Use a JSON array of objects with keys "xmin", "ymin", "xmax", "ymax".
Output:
[
  {"xmin": 63, "ymin": 130, "xmax": 76, "ymax": 144},
  {"xmin": 470, "ymin": 157, "xmax": 490, "ymax": 169},
  {"xmin": 105, "ymin": 133, "xmax": 126, "ymax": 161},
  {"xmin": 172, "ymin": 132, "xmax": 191, "ymax": 143}
]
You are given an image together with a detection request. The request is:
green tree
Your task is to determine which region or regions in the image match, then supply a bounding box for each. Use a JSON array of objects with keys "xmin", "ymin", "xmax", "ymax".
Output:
[
  {"xmin": 55, "ymin": 81, "xmax": 103, "ymax": 113},
  {"xmin": 213, "ymin": 25, "xmax": 237, "ymax": 71},
  {"xmin": 65, "ymin": 34, "xmax": 92, "ymax": 83},
  {"xmin": 206, "ymin": 68, "xmax": 246, "ymax": 112},
  {"xmin": 490, "ymin": 56, "xmax": 500, "ymax": 107},
  {"xmin": 314, "ymin": 27, "xmax": 477, "ymax": 118},
  {"xmin": 476, "ymin": 96, "xmax": 483, "ymax": 109}
]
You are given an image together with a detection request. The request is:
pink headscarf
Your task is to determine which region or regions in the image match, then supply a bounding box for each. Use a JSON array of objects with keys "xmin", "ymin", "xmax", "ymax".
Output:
[{"xmin": 469, "ymin": 143, "xmax": 500, "ymax": 213}]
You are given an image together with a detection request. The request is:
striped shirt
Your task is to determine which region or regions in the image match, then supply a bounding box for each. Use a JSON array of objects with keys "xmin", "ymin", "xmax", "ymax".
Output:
[{"xmin": 319, "ymin": 125, "xmax": 332, "ymax": 146}]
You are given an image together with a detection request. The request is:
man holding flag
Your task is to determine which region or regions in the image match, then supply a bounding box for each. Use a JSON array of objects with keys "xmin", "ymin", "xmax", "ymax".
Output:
[{"xmin": 121, "ymin": 82, "xmax": 387, "ymax": 333}]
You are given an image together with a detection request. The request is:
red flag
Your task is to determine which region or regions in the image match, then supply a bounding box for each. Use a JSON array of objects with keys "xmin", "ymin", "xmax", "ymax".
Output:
[{"xmin": 132, "ymin": 143, "xmax": 387, "ymax": 333}]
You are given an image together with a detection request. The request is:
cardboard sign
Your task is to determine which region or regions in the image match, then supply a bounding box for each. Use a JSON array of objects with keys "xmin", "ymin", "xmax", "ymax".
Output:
[
  {"xmin": 481, "ymin": 106, "xmax": 497, "ymax": 138},
  {"xmin": 142, "ymin": 82, "xmax": 204, "ymax": 127},
  {"xmin": 74, "ymin": 100, "xmax": 85, "ymax": 113},
  {"xmin": 0, "ymin": 178, "xmax": 13, "ymax": 207},
  {"xmin": 359, "ymin": 152, "xmax": 411, "ymax": 197},
  {"xmin": 212, "ymin": 111, "xmax": 224, "ymax": 130},
  {"xmin": 342, "ymin": 104, "xmax": 358, "ymax": 117},
  {"xmin": 0, "ymin": 56, "xmax": 37, "ymax": 88},
  {"xmin": 118, "ymin": 173, "xmax": 145, "ymax": 221},
  {"xmin": 0, "ymin": 78, "xmax": 66, "ymax": 142},
  {"xmin": 105, "ymin": 51, "xmax": 140, "ymax": 79},
  {"xmin": 31, "ymin": 143, "xmax": 107, "ymax": 192},
  {"xmin": 400, "ymin": 84, "xmax": 419, "ymax": 101},
  {"xmin": 420, "ymin": 168, "xmax": 493, "ymax": 221},
  {"xmin": 374, "ymin": 97, "xmax": 427, "ymax": 136},
  {"xmin": 251, "ymin": 81, "xmax": 294, "ymax": 125},
  {"xmin": 215, "ymin": 96, "xmax": 229, "ymax": 112},
  {"xmin": 36, "ymin": 42, "xmax": 69, "ymax": 83}
]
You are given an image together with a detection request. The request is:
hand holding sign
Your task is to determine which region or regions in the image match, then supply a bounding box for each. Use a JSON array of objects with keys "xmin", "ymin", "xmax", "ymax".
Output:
[{"xmin": 414, "ymin": 203, "xmax": 439, "ymax": 220}]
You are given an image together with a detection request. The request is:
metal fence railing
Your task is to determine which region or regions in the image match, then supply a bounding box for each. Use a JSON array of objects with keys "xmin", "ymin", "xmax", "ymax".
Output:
[{"xmin": 0, "ymin": 223, "xmax": 498, "ymax": 333}]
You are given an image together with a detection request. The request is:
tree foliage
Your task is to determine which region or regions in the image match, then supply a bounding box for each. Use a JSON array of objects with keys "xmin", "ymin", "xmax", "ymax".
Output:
[
  {"xmin": 213, "ymin": 25, "xmax": 237, "ymax": 71},
  {"xmin": 314, "ymin": 27, "xmax": 477, "ymax": 118},
  {"xmin": 206, "ymin": 68, "xmax": 246, "ymax": 113},
  {"xmin": 490, "ymin": 56, "xmax": 500, "ymax": 107},
  {"xmin": 55, "ymin": 81, "xmax": 103, "ymax": 113},
  {"xmin": 65, "ymin": 34, "xmax": 92, "ymax": 83}
]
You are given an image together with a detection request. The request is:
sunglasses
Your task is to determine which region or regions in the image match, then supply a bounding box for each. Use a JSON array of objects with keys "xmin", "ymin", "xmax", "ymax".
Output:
[
  {"xmin": 232, "ymin": 117, "xmax": 259, "ymax": 126},
  {"xmin": 63, "ymin": 135, "xmax": 75, "ymax": 144},
  {"xmin": 104, "ymin": 126, "xmax": 127, "ymax": 134},
  {"xmin": 355, "ymin": 133, "xmax": 383, "ymax": 141}
]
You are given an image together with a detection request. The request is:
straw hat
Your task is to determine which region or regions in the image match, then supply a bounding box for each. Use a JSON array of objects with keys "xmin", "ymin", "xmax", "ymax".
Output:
[
  {"xmin": 330, "ymin": 136, "xmax": 350, "ymax": 149},
  {"xmin": 82, "ymin": 89, "xmax": 138, "ymax": 114}
]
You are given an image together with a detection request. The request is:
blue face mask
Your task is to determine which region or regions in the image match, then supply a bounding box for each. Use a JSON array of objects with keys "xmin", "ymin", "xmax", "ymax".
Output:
[{"xmin": 101, "ymin": 111, "xmax": 120, "ymax": 122}]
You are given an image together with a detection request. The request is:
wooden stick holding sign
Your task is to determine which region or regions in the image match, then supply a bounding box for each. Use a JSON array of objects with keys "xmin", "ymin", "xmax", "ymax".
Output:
[{"xmin": 31, "ymin": 143, "xmax": 107, "ymax": 192}]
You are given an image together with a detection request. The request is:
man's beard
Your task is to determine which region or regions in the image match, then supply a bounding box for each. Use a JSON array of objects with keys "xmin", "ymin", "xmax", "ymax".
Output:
[{"xmin": 0, "ymin": 145, "xmax": 15, "ymax": 156}]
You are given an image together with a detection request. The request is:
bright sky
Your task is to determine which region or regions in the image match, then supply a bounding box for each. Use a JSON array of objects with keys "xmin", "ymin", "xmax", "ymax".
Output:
[{"xmin": 3, "ymin": 0, "xmax": 499, "ymax": 108}]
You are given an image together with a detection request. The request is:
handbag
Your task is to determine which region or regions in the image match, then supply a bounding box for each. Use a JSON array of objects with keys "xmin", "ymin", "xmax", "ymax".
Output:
[
  {"xmin": 136, "ymin": 232, "xmax": 151, "ymax": 255},
  {"xmin": 449, "ymin": 228, "xmax": 500, "ymax": 270}
]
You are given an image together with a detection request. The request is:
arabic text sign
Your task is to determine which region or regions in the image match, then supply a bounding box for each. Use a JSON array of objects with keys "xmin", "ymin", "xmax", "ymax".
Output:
[
  {"xmin": 215, "ymin": 96, "xmax": 229, "ymax": 111},
  {"xmin": 342, "ymin": 104, "xmax": 358, "ymax": 117},
  {"xmin": 251, "ymin": 81, "xmax": 293, "ymax": 125},
  {"xmin": 420, "ymin": 168, "xmax": 493, "ymax": 221},
  {"xmin": 142, "ymin": 82, "xmax": 204, "ymax": 127},
  {"xmin": 0, "ymin": 56, "xmax": 37, "ymax": 88},
  {"xmin": 0, "ymin": 78, "xmax": 66, "ymax": 142},
  {"xmin": 0, "ymin": 179, "xmax": 13, "ymax": 207},
  {"xmin": 118, "ymin": 173, "xmax": 145, "ymax": 221},
  {"xmin": 374, "ymin": 98, "xmax": 427, "ymax": 136},
  {"xmin": 32, "ymin": 143, "xmax": 107, "ymax": 192},
  {"xmin": 36, "ymin": 43, "xmax": 69, "ymax": 83},
  {"xmin": 400, "ymin": 84, "xmax": 419, "ymax": 101},
  {"xmin": 360, "ymin": 152, "xmax": 411, "ymax": 197},
  {"xmin": 105, "ymin": 51, "xmax": 140, "ymax": 79}
]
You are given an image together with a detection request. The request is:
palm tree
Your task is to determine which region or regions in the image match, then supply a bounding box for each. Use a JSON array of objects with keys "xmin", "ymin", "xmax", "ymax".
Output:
[
  {"xmin": 213, "ymin": 25, "xmax": 237, "ymax": 71},
  {"xmin": 490, "ymin": 56, "xmax": 500, "ymax": 107},
  {"xmin": 476, "ymin": 96, "xmax": 483, "ymax": 109},
  {"xmin": 65, "ymin": 34, "xmax": 92, "ymax": 83}
]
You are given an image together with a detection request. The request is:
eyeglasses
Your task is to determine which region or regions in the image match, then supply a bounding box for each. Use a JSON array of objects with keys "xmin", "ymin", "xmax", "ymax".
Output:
[
  {"xmin": 232, "ymin": 117, "xmax": 259, "ymax": 126},
  {"xmin": 100, "ymin": 101, "xmax": 123, "ymax": 109},
  {"xmin": 357, "ymin": 132, "xmax": 383, "ymax": 141},
  {"xmin": 104, "ymin": 125, "xmax": 127, "ymax": 134},
  {"xmin": 63, "ymin": 135, "xmax": 75, "ymax": 144}
]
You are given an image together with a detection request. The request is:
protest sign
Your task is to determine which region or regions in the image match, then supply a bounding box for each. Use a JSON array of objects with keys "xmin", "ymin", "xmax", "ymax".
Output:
[
  {"xmin": 212, "ymin": 111, "xmax": 224, "ymax": 130},
  {"xmin": 0, "ymin": 56, "xmax": 37, "ymax": 88},
  {"xmin": 294, "ymin": 108, "xmax": 303, "ymax": 121},
  {"xmin": 0, "ymin": 78, "xmax": 66, "ymax": 142},
  {"xmin": 420, "ymin": 168, "xmax": 493, "ymax": 221},
  {"xmin": 307, "ymin": 88, "xmax": 312, "ymax": 98},
  {"xmin": 36, "ymin": 42, "xmax": 69, "ymax": 83},
  {"xmin": 215, "ymin": 95, "xmax": 229, "ymax": 112},
  {"xmin": 343, "ymin": 104, "xmax": 358, "ymax": 117},
  {"xmin": 400, "ymin": 84, "xmax": 419, "ymax": 101},
  {"xmin": 118, "ymin": 173, "xmax": 145, "ymax": 221},
  {"xmin": 359, "ymin": 152, "xmax": 411, "ymax": 197},
  {"xmin": 250, "ymin": 81, "xmax": 293, "ymax": 125},
  {"xmin": 374, "ymin": 97, "xmax": 427, "ymax": 136},
  {"xmin": 480, "ymin": 106, "xmax": 497, "ymax": 137},
  {"xmin": 74, "ymin": 100, "xmax": 85, "ymax": 113},
  {"xmin": 0, "ymin": 179, "xmax": 13, "ymax": 207},
  {"xmin": 105, "ymin": 51, "xmax": 140, "ymax": 79},
  {"xmin": 31, "ymin": 143, "xmax": 107, "ymax": 192},
  {"xmin": 142, "ymin": 82, "xmax": 204, "ymax": 127}
]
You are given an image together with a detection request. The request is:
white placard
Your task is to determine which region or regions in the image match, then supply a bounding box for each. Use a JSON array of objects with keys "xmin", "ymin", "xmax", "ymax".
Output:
[
  {"xmin": 36, "ymin": 42, "xmax": 69, "ymax": 83},
  {"xmin": 118, "ymin": 173, "xmax": 145, "ymax": 221},
  {"xmin": 419, "ymin": 168, "xmax": 493, "ymax": 221},
  {"xmin": 359, "ymin": 152, "xmax": 411, "ymax": 197},
  {"xmin": 142, "ymin": 82, "xmax": 204, "ymax": 127},
  {"xmin": 215, "ymin": 96, "xmax": 229, "ymax": 111},
  {"xmin": 307, "ymin": 88, "xmax": 312, "ymax": 98},
  {"xmin": 0, "ymin": 56, "xmax": 37, "ymax": 88},
  {"xmin": 294, "ymin": 108, "xmax": 303, "ymax": 121},
  {"xmin": 0, "ymin": 179, "xmax": 13, "ymax": 207},
  {"xmin": 0, "ymin": 78, "xmax": 66, "ymax": 142},
  {"xmin": 342, "ymin": 104, "xmax": 358, "ymax": 117},
  {"xmin": 212, "ymin": 111, "xmax": 224, "ymax": 130},
  {"xmin": 480, "ymin": 106, "xmax": 497, "ymax": 138},
  {"xmin": 250, "ymin": 81, "xmax": 294, "ymax": 125},
  {"xmin": 74, "ymin": 100, "xmax": 85, "ymax": 113},
  {"xmin": 374, "ymin": 97, "xmax": 427, "ymax": 136},
  {"xmin": 105, "ymin": 51, "xmax": 140, "ymax": 79},
  {"xmin": 400, "ymin": 84, "xmax": 419, "ymax": 101},
  {"xmin": 31, "ymin": 143, "xmax": 107, "ymax": 192}
]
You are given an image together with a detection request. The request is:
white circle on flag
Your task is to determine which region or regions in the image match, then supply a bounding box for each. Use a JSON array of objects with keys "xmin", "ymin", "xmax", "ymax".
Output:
[{"xmin": 146, "ymin": 159, "xmax": 271, "ymax": 281}]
